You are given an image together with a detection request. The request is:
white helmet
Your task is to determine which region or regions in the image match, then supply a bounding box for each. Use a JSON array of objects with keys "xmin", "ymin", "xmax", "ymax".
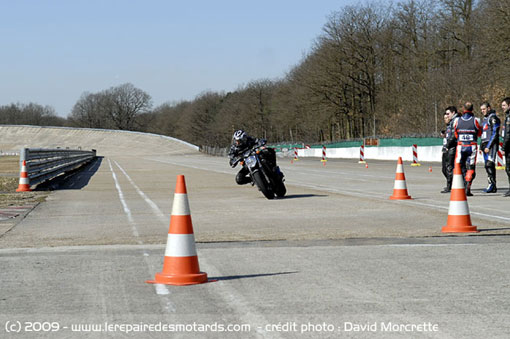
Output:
[
  {"xmin": 233, "ymin": 129, "xmax": 246, "ymax": 141},
  {"xmin": 232, "ymin": 129, "xmax": 248, "ymax": 147}
]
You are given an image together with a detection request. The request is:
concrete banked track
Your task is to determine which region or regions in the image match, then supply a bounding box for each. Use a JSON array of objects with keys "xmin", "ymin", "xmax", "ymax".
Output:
[{"xmin": 0, "ymin": 125, "xmax": 199, "ymax": 157}]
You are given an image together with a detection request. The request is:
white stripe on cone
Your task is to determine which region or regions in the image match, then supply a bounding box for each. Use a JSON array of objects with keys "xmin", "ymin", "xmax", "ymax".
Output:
[
  {"xmin": 171, "ymin": 193, "xmax": 190, "ymax": 216},
  {"xmin": 451, "ymin": 173, "xmax": 464, "ymax": 189},
  {"xmin": 19, "ymin": 163, "xmax": 29, "ymax": 185},
  {"xmin": 448, "ymin": 201, "xmax": 470, "ymax": 216},
  {"xmin": 393, "ymin": 180, "xmax": 408, "ymax": 189},
  {"xmin": 165, "ymin": 234, "xmax": 197, "ymax": 257},
  {"xmin": 396, "ymin": 164, "xmax": 404, "ymax": 173}
]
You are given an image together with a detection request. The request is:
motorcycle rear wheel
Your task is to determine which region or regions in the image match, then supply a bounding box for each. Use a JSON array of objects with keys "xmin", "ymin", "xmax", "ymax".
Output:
[{"xmin": 275, "ymin": 181, "xmax": 286, "ymax": 198}]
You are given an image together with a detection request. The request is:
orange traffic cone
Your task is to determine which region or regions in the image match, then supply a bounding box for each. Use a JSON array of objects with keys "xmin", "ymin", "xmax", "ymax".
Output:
[
  {"xmin": 16, "ymin": 160, "xmax": 31, "ymax": 192},
  {"xmin": 389, "ymin": 157, "xmax": 412, "ymax": 200},
  {"xmin": 146, "ymin": 175, "xmax": 208, "ymax": 285},
  {"xmin": 442, "ymin": 163, "xmax": 478, "ymax": 233}
]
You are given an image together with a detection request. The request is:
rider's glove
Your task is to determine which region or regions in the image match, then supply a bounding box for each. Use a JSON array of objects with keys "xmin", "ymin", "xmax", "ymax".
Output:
[{"xmin": 229, "ymin": 157, "xmax": 238, "ymax": 168}]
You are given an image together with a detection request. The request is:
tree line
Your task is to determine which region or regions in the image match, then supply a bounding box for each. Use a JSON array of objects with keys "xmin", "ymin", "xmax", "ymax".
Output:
[
  {"xmin": 3, "ymin": 0, "xmax": 510, "ymax": 148},
  {"xmin": 0, "ymin": 103, "xmax": 66, "ymax": 126}
]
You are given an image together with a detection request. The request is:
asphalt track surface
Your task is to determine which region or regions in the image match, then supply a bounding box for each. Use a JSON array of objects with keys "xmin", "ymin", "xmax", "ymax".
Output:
[{"xmin": 2, "ymin": 129, "xmax": 510, "ymax": 338}]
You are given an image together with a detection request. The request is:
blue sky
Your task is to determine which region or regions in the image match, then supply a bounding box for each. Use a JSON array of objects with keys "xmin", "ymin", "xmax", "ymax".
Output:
[{"xmin": 0, "ymin": 0, "xmax": 361, "ymax": 117}]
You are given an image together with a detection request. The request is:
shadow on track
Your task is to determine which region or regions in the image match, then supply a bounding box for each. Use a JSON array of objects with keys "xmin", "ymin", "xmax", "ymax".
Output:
[
  {"xmin": 208, "ymin": 271, "xmax": 298, "ymax": 281},
  {"xmin": 279, "ymin": 194, "xmax": 328, "ymax": 199},
  {"xmin": 478, "ymin": 228, "xmax": 510, "ymax": 232},
  {"xmin": 35, "ymin": 157, "xmax": 103, "ymax": 191}
]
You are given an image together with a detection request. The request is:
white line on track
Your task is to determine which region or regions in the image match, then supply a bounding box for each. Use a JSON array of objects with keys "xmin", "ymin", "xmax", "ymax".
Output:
[
  {"xmin": 286, "ymin": 167, "xmax": 395, "ymax": 180},
  {"xmin": 398, "ymin": 199, "xmax": 510, "ymax": 222},
  {"xmin": 113, "ymin": 160, "xmax": 168, "ymax": 224},
  {"xmin": 295, "ymin": 181, "xmax": 510, "ymax": 223},
  {"xmin": 108, "ymin": 159, "xmax": 138, "ymax": 238},
  {"xmin": 108, "ymin": 158, "xmax": 175, "ymax": 309}
]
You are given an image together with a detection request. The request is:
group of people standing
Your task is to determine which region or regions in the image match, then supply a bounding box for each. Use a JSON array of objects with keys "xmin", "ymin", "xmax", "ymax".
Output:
[{"xmin": 441, "ymin": 98, "xmax": 510, "ymax": 196}]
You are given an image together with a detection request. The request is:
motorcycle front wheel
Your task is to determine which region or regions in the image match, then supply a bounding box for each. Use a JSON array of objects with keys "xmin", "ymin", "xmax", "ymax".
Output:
[{"xmin": 252, "ymin": 171, "xmax": 275, "ymax": 199}]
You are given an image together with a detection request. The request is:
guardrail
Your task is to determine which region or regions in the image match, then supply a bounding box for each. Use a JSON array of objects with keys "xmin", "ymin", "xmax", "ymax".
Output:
[{"xmin": 19, "ymin": 147, "xmax": 97, "ymax": 187}]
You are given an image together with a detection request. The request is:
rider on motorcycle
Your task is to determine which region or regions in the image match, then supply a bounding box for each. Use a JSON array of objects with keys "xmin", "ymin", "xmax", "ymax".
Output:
[{"xmin": 228, "ymin": 130, "xmax": 273, "ymax": 185}]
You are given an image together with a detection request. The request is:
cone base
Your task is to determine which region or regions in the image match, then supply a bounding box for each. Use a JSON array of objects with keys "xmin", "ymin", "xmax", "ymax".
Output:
[
  {"xmin": 146, "ymin": 271, "xmax": 208, "ymax": 286},
  {"xmin": 442, "ymin": 225, "xmax": 479, "ymax": 233},
  {"xmin": 389, "ymin": 195, "xmax": 412, "ymax": 200},
  {"xmin": 16, "ymin": 185, "xmax": 31, "ymax": 192}
]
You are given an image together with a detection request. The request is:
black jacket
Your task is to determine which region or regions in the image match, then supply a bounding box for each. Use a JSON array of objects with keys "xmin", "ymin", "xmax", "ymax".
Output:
[
  {"xmin": 503, "ymin": 110, "xmax": 510, "ymax": 152},
  {"xmin": 445, "ymin": 113, "xmax": 461, "ymax": 150}
]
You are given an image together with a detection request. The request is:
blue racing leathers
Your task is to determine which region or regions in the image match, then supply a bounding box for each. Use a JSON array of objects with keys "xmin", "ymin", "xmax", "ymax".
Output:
[{"xmin": 453, "ymin": 112, "xmax": 482, "ymax": 192}]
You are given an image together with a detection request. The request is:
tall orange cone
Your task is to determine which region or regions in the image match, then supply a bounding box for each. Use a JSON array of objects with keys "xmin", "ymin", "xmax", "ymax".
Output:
[
  {"xmin": 389, "ymin": 157, "xmax": 412, "ymax": 200},
  {"xmin": 442, "ymin": 163, "xmax": 478, "ymax": 233},
  {"xmin": 146, "ymin": 175, "xmax": 208, "ymax": 285},
  {"xmin": 16, "ymin": 160, "xmax": 31, "ymax": 192}
]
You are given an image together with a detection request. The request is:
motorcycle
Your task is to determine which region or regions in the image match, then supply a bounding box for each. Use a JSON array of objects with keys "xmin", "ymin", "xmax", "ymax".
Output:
[{"xmin": 234, "ymin": 144, "xmax": 286, "ymax": 199}]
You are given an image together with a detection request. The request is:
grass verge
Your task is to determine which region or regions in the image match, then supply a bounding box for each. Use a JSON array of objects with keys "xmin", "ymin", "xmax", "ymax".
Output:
[{"xmin": 0, "ymin": 156, "xmax": 48, "ymax": 208}]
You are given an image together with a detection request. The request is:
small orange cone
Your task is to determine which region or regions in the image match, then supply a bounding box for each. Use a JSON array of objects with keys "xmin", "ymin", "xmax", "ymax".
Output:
[
  {"xmin": 389, "ymin": 157, "xmax": 412, "ymax": 200},
  {"xmin": 146, "ymin": 175, "xmax": 208, "ymax": 285},
  {"xmin": 16, "ymin": 160, "xmax": 31, "ymax": 192},
  {"xmin": 365, "ymin": 163, "xmax": 368, "ymax": 169},
  {"xmin": 428, "ymin": 166, "xmax": 432, "ymax": 173},
  {"xmin": 442, "ymin": 163, "xmax": 478, "ymax": 233}
]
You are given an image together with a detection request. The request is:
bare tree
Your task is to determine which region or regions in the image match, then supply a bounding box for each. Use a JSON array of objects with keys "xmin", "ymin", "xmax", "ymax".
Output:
[
  {"xmin": 69, "ymin": 83, "xmax": 152, "ymax": 130},
  {"xmin": 105, "ymin": 83, "xmax": 152, "ymax": 130},
  {"xmin": 69, "ymin": 92, "xmax": 109, "ymax": 128}
]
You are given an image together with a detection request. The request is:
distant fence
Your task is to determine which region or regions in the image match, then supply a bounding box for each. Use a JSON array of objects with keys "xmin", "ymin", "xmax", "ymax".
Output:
[
  {"xmin": 272, "ymin": 137, "xmax": 444, "ymax": 151},
  {"xmin": 200, "ymin": 137, "xmax": 498, "ymax": 163},
  {"xmin": 19, "ymin": 147, "xmax": 97, "ymax": 187},
  {"xmin": 200, "ymin": 146, "xmax": 228, "ymax": 157},
  {"xmin": 200, "ymin": 145, "xmax": 286, "ymax": 158}
]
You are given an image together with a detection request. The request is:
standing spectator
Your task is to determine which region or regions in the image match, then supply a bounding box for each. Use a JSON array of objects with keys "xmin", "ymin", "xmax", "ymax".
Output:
[
  {"xmin": 501, "ymin": 97, "xmax": 510, "ymax": 196},
  {"xmin": 480, "ymin": 102, "xmax": 501, "ymax": 193},
  {"xmin": 441, "ymin": 106, "xmax": 458, "ymax": 193},
  {"xmin": 453, "ymin": 102, "xmax": 482, "ymax": 196}
]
